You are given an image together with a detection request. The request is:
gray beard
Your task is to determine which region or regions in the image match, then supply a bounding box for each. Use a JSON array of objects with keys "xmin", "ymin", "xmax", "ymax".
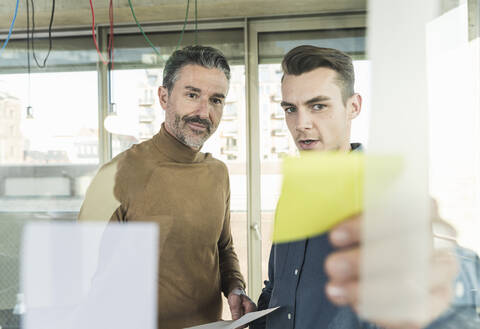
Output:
[{"xmin": 166, "ymin": 114, "xmax": 210, "ymax": 150}]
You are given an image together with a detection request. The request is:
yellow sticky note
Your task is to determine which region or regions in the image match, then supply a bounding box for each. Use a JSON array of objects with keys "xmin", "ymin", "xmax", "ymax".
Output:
[{"xmin": 273, "ymin": 152, "xmax": 402, "ymax": 243}]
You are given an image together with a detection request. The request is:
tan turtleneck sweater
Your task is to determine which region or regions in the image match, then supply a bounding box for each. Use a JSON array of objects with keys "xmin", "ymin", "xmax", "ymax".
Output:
[{"xmin": 79, "ymin": 124, "xmax": 245, "ymax": 328}]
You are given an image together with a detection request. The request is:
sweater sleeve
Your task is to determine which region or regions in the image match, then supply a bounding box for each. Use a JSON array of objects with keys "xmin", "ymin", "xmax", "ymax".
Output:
[
  {"xmin": 218, "ymin": 185, "xmax": 246, "ymax": 297},
  {"xmin": 78, "ymin": 159, "xmax": 120, "ymax": 222}
]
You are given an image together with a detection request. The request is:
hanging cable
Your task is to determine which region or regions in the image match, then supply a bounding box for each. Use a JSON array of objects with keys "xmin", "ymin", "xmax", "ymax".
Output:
[
  {"xmin": 108, "ymin": 0, "xmax": 115, "ymax": 69},
  {"xmin": 0, "ymin": 0, "xmax": 20, "ymax": 56},
  {"xmin": 194, "ymin": 0, "xmax": 198, "ymax": 45},
  {"xmin": 127, "ymin": 0, "xmax": 193, "ymax": 54},
  {"xmin": 89, "ymin": 0, "xmax": 109, "ymax": 65},
  {"xmin": 127, "ymin": 0, "xmax": 160, "ymax": 56},
  {"xmin": 29, "ymin": 0, "xmax": 55, "ymax": 68},
  {"xmin": 176, "ymin": 0, "xmax": 191, "ymax": 51},
  {"xmin": 88, "ymin": 0, "xmax": 114, "ymax": 66}
]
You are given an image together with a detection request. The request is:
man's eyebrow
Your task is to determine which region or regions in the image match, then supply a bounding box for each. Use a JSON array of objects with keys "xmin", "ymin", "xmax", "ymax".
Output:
[
  {"xmin": 185, "ymin": 86, "xmax": 202, "ymax": 93},
  {"xmin": 185, "ymin": 86, "xmax": 226, "ymax": 99},
  {"xmin": 280, "ymin": 96, "xmax": 331, "ymax": 108},
  {"xmin": 211, "ymin": 93, "xmax": 226, "ymax": 99},
  {"xmin": 304, "ymin": 96, "xmax": 331, "ymax": 105},
  {"xmin": 280, "ymin": 101, "xmax": 295, "ymax": 107}
]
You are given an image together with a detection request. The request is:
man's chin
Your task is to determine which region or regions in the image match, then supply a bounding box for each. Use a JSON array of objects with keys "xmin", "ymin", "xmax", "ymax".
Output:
[{"xmin": 183, "ymin": 133, "xmax": 209, "ymax": 149}]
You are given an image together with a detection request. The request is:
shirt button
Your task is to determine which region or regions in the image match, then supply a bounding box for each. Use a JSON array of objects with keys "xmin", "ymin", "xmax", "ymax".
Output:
[
  {"xmin": 287, "ymin": 313, "xmax": 292, "ymax": 320},
  {"xmin": 294, "ymin": 269, "xmax": 299, "ymax": 275},
  {"xmin": 455, "ymin": 282, "xmax": 464, "ymax": 298}
]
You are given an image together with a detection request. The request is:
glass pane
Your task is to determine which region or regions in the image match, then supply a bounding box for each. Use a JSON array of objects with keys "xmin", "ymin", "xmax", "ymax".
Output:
[
  {"xmin": 428, "ymin": 3, "xmax": 480, "ymax": 255},
  {"xmin": 109, "ymin": 33, "xmax": 247, "ymax": 320},
  {"xmin": 258, "ymin": 29, "xmax": 368, "ymax": 282},
  {"xmin": 0, "ymin": 71, "xmax": 99, "ymax": 211},
  {"xmin": 114, "ymin": 29, "xmax": 245, "ymax": 68},
  {"xmin": 0, "ymin": 67, "xmax": 98, "ymax": 328},
  {"xmin": 258, "ymin": 28, "xmax": 366, "ymax": 63},
  {"xmin": 0, "ymin": 36, "xmax": 98, "ymax": 73}
]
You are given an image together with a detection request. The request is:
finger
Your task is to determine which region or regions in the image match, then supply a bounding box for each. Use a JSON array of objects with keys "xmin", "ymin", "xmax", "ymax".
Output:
[
  {"xmin": 242, "ymin": 296, "xmax": 257, "ymax": 313},
  {"xmin": 325, "ymin": 280, "xmax": 358, "ymax": 306},
  {"xmin": 427, "ymin": 283, "xmax": 453, "ymax": 323},
  {"xmin": 325, "ymin": 247, "xmax": 360, "ymax": 283},
  {"xmin": 228, "ymin": 295, "xmax": 242, "ymax": 320},
  {"xmin": 329, "ymin": 214, "xmax": 362, "ymax": 248},
  {"xmin": 429, "ymin": 250, "xmax": 458, "ymax": 290}
]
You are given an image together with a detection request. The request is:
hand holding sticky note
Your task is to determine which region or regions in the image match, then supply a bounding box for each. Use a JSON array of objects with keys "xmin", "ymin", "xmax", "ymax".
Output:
[{"xmin": 273, "ymin": 152, "xmax": 402, "ymax": 243}]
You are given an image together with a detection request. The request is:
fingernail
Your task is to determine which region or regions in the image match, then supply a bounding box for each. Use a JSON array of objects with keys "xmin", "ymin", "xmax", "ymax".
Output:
[
  {"xmin": 330, "ymin": 229, "xmax": 350, "ymax": 245},
  {"xmin": 326, "ymin": 285, "xmax": 346, "ymax": 298}
]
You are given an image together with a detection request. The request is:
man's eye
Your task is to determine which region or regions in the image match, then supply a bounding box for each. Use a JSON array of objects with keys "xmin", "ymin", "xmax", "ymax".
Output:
[
  {"xmin": 211, "ymin": 98, "xmax": 223, "ymax": 105},
  {"xmin": 187, "ymin": 93, "xmax": 198, "ymax": 99},
  {"xmin": 284, "ymin": 107, "xmax": 296, "ymax": 113},
  {"xmin": 312, "ymin": 104, "xmax": 326, "ymax": 111}
]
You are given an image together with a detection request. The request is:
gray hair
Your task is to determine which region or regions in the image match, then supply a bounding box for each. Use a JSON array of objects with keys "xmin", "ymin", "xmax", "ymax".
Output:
[{"xmin": 162, "ymin": 45, "xmax": 231, "ymax": 93}]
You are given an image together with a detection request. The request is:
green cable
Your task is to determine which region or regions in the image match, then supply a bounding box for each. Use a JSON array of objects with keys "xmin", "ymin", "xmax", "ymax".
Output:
[
  {"xmin": 194, "ymin": 0, "xmax": 198, "ymax": 45},
  {"xmin": 176, "ymin": 0, "xmax": 191, "ymax": 51},
  {"xmin": 127, "ymin": 0, "xmax": 160, "ymax": 56}
]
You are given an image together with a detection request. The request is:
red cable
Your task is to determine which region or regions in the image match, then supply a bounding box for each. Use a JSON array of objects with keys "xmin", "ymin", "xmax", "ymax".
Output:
[{"xmin": 89, "ymin": 0, "xmax": 108, "ymax": 65}]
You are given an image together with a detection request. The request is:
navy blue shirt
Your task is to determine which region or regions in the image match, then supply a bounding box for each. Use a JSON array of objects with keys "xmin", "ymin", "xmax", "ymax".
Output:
[
  {"xmin": 252, "ymin": 143, "xmax": 378, "ymax": 329},
  {"xmin": 254, "ymin": 234, "xmax": 379, "ymax": 329}
]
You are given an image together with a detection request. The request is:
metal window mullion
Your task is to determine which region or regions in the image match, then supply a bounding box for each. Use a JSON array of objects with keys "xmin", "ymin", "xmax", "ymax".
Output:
[
  {"xmin": 97, "ymin": 26, "xmax": 111, "ymax": 164},
  {"xmin": 245, "ymin": 18, "xmax": 263, "ymax": 301}
]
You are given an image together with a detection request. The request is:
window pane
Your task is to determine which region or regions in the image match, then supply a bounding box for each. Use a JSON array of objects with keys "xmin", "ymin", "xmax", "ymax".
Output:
[
  {"xmin": 0, "ymin": 60, "xmax": 98, "ymax": 328},
  {"xmin": 0, "ymin": 71, "xmax": 99, "ymax": 211},
  {"xmin": 114, "ymin": 29, "xmax": 244, "ymax": 68},
  {"xmin": 0, "ymin": 36, "xmax": 98, "ymax": 73},
  {"xmin": 428, "ymin": 3, "xmax": 480, "ymax": 256},
  {"xmin": 258, "ymin": 29, "xmax": 366, "ymax": 64}
]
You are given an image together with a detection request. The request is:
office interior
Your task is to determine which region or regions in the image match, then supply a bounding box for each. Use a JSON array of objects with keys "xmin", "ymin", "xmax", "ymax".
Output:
[{"xmin": 0, "ymin": 0, "xmax": 479, "ymax": 328}]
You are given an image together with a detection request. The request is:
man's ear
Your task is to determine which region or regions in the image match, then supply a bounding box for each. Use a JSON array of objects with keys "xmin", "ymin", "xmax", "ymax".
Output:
[
  {"xmin": 348, "ymin": 93, "xmax": 362, "ymax": 120},
  {"xmin": 158, "ymin": 86, "xmax": 169, "ymax": 111}
]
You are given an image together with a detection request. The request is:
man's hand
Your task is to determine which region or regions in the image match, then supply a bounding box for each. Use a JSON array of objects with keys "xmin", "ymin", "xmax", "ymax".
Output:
[
  {"xmin": 227, "ymin": 288, "xmax": 257, "ymax": 325},
  {"xmin": 324, "ymin": 214, "xmax": 458, "ymax": 329}
]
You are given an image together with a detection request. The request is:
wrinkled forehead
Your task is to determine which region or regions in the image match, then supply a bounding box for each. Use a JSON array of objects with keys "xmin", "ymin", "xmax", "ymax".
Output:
[{"xmin": 174, "ymin": 64, "xmax": 230, "ymax": 94}]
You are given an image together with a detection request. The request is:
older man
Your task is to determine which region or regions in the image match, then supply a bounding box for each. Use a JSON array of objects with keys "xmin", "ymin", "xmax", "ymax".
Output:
[{"xmin": 79, "ymin": 45, "xmax": 255, "ymax": 328}]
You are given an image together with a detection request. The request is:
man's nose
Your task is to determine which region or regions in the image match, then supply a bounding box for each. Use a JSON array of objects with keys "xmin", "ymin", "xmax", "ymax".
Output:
[
  {"xmin": 196, "ymin": 98, "xmax": 210, "ymax": 119},
  {"xmin": 296, "ymin": 111, "xmax": 313, "ymax": 131}
]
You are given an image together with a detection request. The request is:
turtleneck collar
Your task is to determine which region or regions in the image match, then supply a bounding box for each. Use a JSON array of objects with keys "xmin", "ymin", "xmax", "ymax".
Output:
[{"xmin": 152, "ymin": 123, "xmax": 206, "ymax": 163}]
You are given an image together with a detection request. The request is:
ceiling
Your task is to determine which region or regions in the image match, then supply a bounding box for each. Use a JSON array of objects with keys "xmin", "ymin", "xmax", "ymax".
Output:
[{"xmin": 0, "ymin": 0, "xmax": 367, "ymax": 31}]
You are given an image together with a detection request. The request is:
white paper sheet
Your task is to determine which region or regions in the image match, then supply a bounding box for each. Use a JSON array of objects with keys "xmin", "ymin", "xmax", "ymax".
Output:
[
  {"xmin": 184, "ymin": 307, "xmax": 280, "ymax": 329},
  {"xmin": 21, "ymin": 222, "xmax": 159, "ymax": 329}
]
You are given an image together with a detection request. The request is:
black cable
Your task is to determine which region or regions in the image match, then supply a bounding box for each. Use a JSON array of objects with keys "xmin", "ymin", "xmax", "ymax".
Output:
[{"xmin": 30, "ymin": 0, "xmax": 55, "ymax": 68}]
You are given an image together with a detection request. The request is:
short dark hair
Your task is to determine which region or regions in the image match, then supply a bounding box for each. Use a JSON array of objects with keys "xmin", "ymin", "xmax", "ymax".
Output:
[
  {"xmin": 162, "ymin": 45, "xmax": 231, "ymax": 93},
  {"xmin": 282, "ymin": 45, "xmax": 355, "ymax": 103}
]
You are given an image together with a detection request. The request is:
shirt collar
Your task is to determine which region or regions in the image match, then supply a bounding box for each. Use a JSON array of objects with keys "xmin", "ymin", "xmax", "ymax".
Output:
[
  {"xmin": 350, "ymin": 143, "xmax": 363, "ymax": 152},
  {"xmin": 152, "ymin": 123, "xmax": 206, "ymax": 163}
]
